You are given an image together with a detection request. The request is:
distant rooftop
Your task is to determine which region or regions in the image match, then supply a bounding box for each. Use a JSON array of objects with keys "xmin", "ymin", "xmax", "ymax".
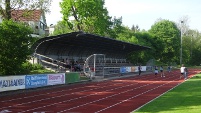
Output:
[{"xmin": 11, "ymin": 10, "xmax": 42, "ymax": 21}]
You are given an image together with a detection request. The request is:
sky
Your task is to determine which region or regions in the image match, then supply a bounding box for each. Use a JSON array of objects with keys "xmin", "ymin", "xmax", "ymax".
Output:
[{"xmin": 46, "ymin": 0, "xmax": 201, "ymax": 31}]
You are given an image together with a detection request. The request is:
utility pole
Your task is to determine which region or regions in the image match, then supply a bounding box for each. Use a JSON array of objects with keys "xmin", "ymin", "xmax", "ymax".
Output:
[{"xmin": 180, "ymin": 21, "xmax": 183, "ymax": 66}]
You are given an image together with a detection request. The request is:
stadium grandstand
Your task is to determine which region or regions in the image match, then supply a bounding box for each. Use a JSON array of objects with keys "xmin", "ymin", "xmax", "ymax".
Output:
[{"xmin": 31, "ymin": 31, "xmax": 150, "ymax": 79}]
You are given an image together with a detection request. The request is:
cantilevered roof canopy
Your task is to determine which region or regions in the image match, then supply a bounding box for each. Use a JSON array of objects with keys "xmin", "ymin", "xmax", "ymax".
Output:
[{"xmin": 32, "ymin": 31, "xmax": 150, "ymax": 59}]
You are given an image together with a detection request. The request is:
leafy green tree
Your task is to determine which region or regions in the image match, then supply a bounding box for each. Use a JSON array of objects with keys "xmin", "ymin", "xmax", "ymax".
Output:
[
  {"xmin": 176, "ymin": 28, "xmax": 201, "ymax": 66},
  {"xmin": 188, "ymin": 31, "xmax": 201, "ymax": 65},
  {"xmin": 181, "ymin": 34, "xmax": 191, "ymax": 64},
  {"xmin": 114, "ymin": 26, "xmax": 155, "ymax": 64},
  {"xmin": 0, "ymin": 0, "xmax": 52, "ymax": 20},
  {"xmin": 52, "ymin": 21, "xmax": 73, "ymax": 35},
  {"xmin": 149, "ymin": 19, "xmax": 180, "ymax": 64},
  {"xmin": 131, "ymin": 24, "xmax": 140, "ymax": 33},
  {"xmin": 116, "ymin": 26, "xmax": 138, "ymax": 43},
  {"xmin": 60, "ymin": 0, "xmax": 113, "ymax": 36},
  {"xmin": 127, "ymin": 32, "xmax": 158, "ymax": 65},
  {"xmin": 108, "ymin": 16, "xmax": 124, "ymax": 39},
  {"xmin": 190, "ymin": 47, "xmax": 201, "ymax": 65},
  {"xmin": 0, "ymin": 20, "xmax": 33, "ymax": 75}
]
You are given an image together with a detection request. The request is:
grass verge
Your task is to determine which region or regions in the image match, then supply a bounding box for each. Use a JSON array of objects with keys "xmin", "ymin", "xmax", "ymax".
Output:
[
  {"xmin": 133, "ymin": 73, "xmax": 201, "ymax": 113},
  {"xmin": 30, "ymin": 69, "xmax": 55, "ymax": 74}
]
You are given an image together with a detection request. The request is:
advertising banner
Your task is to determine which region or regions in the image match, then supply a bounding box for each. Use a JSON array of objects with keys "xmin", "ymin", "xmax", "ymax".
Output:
[
  {"xmin": 47, "ymin": 73, "xmax": 65, "ymax": 85},
  {"xmin": 126, "ymin": 67, "xmax": 131, "ymax": 73},
  {"xmin": 133, "ymin": 66, "xmax": 147, "ymax": 72},
  {"xmin": 120, "ymin": 66, "xmax": 126, "ymax": 73},
  {"xmin": 25, "ymin": 74, "xmax": 47, "ymax": 89},
  {"xmin": 0, "ymin": 76, "xmax": 25, "ymax": 92},
  {"xmin": 141, "ymin": 66, "xmax": 147, "ymax": 71},
  {"xmin": 131, "ymin": 66, "xmax": 137, "ymax": 72},
  {"xmin": 120, "ymin": 66, "xmax": 132, "ymax": 73},
  {"xmin": 121, "ymin": 66, "xmax": 147, "ymax": 74}
]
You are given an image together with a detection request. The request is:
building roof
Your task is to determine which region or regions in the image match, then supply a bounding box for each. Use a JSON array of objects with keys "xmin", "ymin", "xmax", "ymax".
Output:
[
  {"xmin": 32, "ymin": 31, "xmax": 151, "ymax": 59},
  {"xmin": 11, "ymin": 10, "xmax": 42, "ymax": 21}
]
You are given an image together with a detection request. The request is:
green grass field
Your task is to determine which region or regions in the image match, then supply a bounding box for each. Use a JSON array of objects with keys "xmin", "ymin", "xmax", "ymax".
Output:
[{"xmin": 133, "ymin": 73, "xmax": 201, "ymax": 113}]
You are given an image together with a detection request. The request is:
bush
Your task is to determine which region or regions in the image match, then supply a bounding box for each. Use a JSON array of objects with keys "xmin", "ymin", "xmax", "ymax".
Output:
[
  {"xmin": 19, "ymin": 62, "xmax": 44, "ymax": 75},
  {"xmin": 0, "ymin": 20, "xmax": 33, "ymax": 75},
  {"xmin": 32, "ymin": 63, "xmax": 44, "ymax": 70}
]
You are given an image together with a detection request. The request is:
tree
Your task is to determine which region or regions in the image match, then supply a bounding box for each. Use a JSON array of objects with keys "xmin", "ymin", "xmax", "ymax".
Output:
[
  {"xmin": 0, "ymin": 20, "xmax": 33, "ymax": 75},
  {"xmin": 149, "ymin": 19, "xmax": 180, "ymax": 64},
  {"xmin": 52, "ymin": 20, "xmax": 73, "ymax": 35},
  {"xmin": 109, "ymin": 16, "xmax": 124, "ymax": 39},
  {"xmin": 116, "ymin": 26, "xmax": 138, "ymax": 43},
  {"xmin": 0, "ymin": 0, "xmax": 52, "ymax": 20},
  {"xmin": 114, "ymin": 26, "xmax": 155, "ymax": 64},
  {"xmin": 176, "ymin": 16, "xmax": 201, "ymax": 65},
  {"xmin": 60, "ymin": 0, "xmax": 113, "ymax": 36},
  {"xmin": 131, "ymin": 24, "xmax": 140, "ymax": 33},
  {"xmin": 191, "ymin": 31, "xmax": 201, "ymax": 65},
  {"xmin": 185, "ymin": 30, "xmax": 201, "ymax": 65},
  {"xmin": 128, "ymin": 32, "xmax": 158, "ymax": 65}
]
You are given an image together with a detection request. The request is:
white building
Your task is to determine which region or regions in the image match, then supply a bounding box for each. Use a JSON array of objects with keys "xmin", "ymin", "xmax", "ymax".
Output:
[{"xmin": 0, "ymin": 10, "xmax": 47, "ymax": 37}]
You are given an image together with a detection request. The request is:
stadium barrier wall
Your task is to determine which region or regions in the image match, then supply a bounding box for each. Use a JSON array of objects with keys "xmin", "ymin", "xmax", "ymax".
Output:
[
  {"xmin": 0, "ymin": 73, "xmax": 74, "ymax": 92},
  {"xmin": 0, "ymin": 75, "xmax": 25, "ymax": 92},
  {"xmin": 25, "ymin": 73, "xmax": 65, "ymax": 89},
  {"xmin": 0, "ymin": 66, "xmax": 150, "ymax": 92},
  {"xmin": 120, "ymin": 66, "xmax": 147, "ymax": 74},
  {"xmin": 65, "ymin": 72, "xmax": 80, "ymax": 84}
]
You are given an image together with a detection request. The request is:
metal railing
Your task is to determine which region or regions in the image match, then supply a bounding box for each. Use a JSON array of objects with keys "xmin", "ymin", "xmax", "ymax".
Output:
[{"xmin": 34, "ymin": 53, "xmax": 66, "ymax": 72}]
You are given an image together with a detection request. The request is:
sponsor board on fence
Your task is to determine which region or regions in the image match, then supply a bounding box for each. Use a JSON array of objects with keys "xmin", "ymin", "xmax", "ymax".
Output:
[
  {"xmin": 126, "ymin": 67, "xmax": 131, "ymax": 73},
  {"xmin": 25, "ymin": 74, "xmax": 48, "ymax": 89},
  {"xmin": 47, "ymin": 73, "xmax": 65, "ymax": 85},
  {"xmin": 0, "ymin": 76, "xmax": 25, "ymax": 92},
  {"xmin": 120, "ymin": 66, "xmax": 147, "ymax": 74},
  {"xmin": 141, "ymin": 66, "xmax": 147, "ymax": 71},
  {"xmin": 120, "ymin": 66, "xmax": 126, "ymax": 73},
  {"xmin": 131, "ymin": 66, "xmax": 137, "ymax": 72},
  {"xmin": 131, "ymin": 66, "xmax": 147, "ymax": 72},
  {"xmin": 120, "ymin": 66, "xmax": 132, "ymax": 73}
]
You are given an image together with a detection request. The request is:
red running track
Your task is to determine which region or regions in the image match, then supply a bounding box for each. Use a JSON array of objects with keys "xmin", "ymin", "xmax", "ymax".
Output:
[{"xmin": 0, "ymin": 69, "xmax": 200, "ymax": 113}]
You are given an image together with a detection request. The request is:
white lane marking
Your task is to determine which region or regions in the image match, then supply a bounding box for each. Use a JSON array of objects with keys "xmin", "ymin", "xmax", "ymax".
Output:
[
  {"xmin": 131, "ymin": 80, "xmax": 182, "ymax": 113},
  {"xmin": 58, "ymin": 75, "xmax": 177, "ymax": 113},
  {"xmin": 18, "ymin": 81, "xmax": 142, "ymax": 113},
  {"xmin": 19, "ymin": 74, "xmax": 173, "ymax": 112},
  {"xmin": 0, "ymin": 81, "xmax": 110, "ymax": 103},
  {"xmin": 2, "ymin": 72, "xmax": 174, "ymax": 112},
  {"xmin": 95, "ymin": 78, "xmax": 180, "ymax": 113},
  {"xmin": 33, "ymin": 111, "xmax": 47, "ymax": 113},
  {"xmin": 0, "ymin": 110, "xmax": 12, "ymax": 113},
  {"xmin": 0, "ymin": 82, "xmax": 123, "ymax": 111},
  {"xmin": 99, "ymin": 71, "xmax": 197, "ymax": 113},
  {"xmin": 132, "ymin": 72, "xmax": 198, "ymax": 113},
  {"xmin": 0, "ymin": 73, "xmax": 153, "ymax": 111},
  {"xmin": 20, "ymin": 74, "xmax": 162, "ymax": 112}
]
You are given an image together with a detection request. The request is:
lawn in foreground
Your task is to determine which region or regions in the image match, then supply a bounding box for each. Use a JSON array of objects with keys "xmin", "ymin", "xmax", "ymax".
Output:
[{"xmin": 133, "ymin": 73, "xmax": 201, "ymax": 113}]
